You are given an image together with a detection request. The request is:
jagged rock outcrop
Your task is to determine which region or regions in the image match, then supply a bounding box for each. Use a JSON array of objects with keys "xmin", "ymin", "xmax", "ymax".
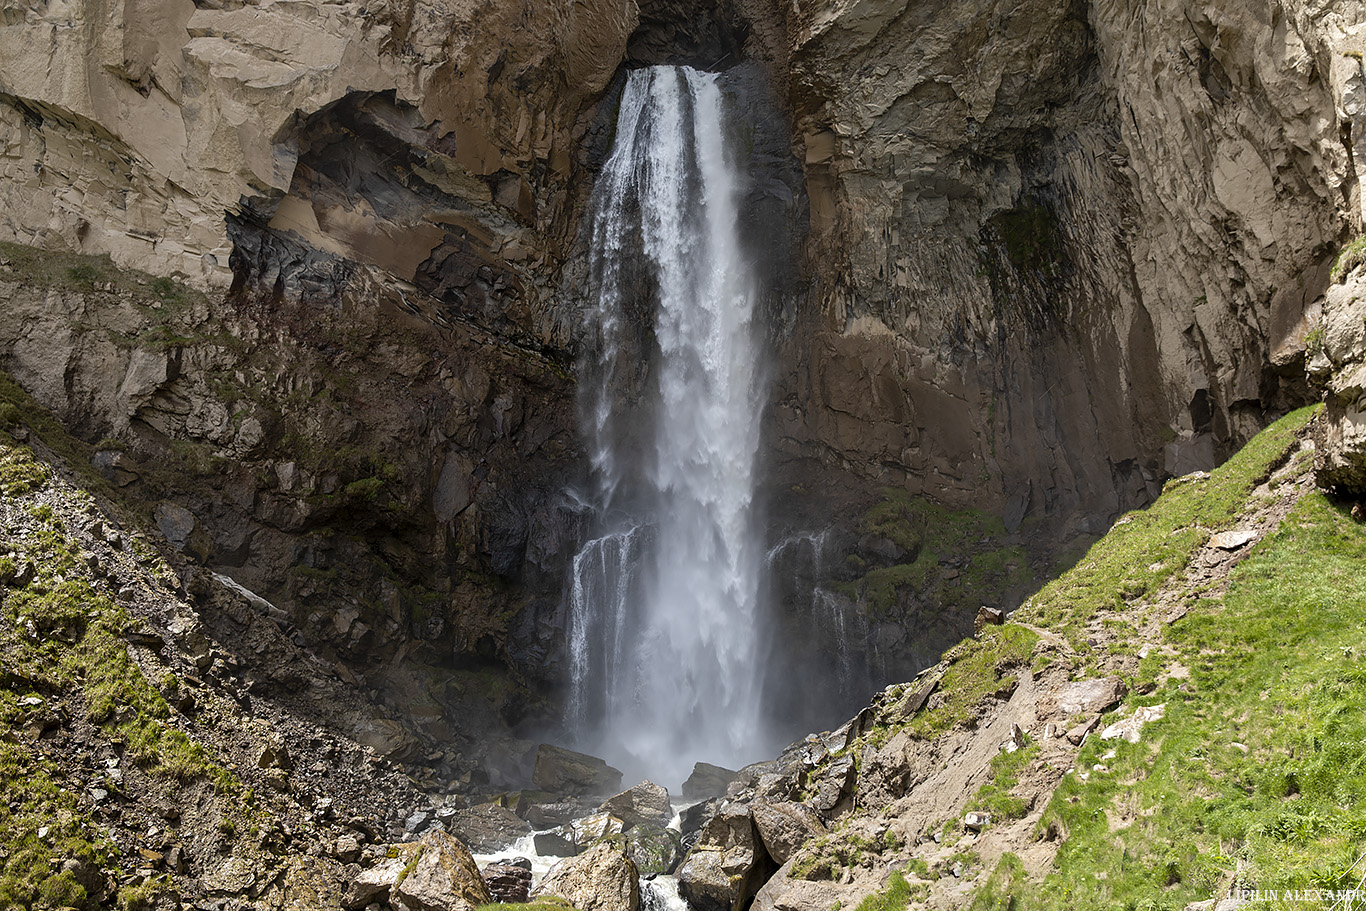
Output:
[
  {"xmin": 0, "ymin": 0, "xmax": 636, "ymax": 305},
  {"xmin": 1310, "ymin": 259, "xmax": 1366, "ymax": 493}
]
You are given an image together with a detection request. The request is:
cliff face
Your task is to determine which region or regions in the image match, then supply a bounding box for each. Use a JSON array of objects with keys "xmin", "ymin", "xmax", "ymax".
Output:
[
  {"xmin": 770, "ymin": 0, "xmax": 1359, "ymax": 527},
  {"xmin": 2, "ymin": 0, "xmax": 1365, "ymax": 747}
]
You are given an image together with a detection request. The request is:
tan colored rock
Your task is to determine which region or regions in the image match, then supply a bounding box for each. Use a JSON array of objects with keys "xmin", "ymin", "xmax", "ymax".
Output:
[
  {"xmin": 597, "ymin": 780, "xmax": 673, "ymax": 830},
  {"xmin": 533, "ymin": 841, "xmax": 640, "ymax": 911},
  {"xmin": 391, "ymin": 830, "xmax": 492, "ymax": 911},
  {"xmin": 751, "ymin": 801, "xmax": 825, "ymax": 865},
  {"xmin": 0, "ymin": 0, "xmax": 638, "ymax": 290}
]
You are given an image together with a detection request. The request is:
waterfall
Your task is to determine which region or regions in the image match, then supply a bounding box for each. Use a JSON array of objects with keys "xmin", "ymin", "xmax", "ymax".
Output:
[{"xmin": 566, "ymin": 65, "xmax": 767, "ymax": 787}]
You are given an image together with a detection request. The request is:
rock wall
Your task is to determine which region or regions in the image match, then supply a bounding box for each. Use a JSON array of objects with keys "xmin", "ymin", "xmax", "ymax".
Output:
[{"xmin": 767, "ymin": 0, "xmax": 1362, "ymax": 533}]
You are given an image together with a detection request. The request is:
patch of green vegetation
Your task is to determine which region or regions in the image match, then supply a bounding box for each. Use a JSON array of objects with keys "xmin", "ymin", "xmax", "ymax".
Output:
[
  {"xmin": 0, "ymin": 443, "xmax": 48, "ymax": 496},
  {"xmin": 791, "ymin": 828, "xmax": 905, "ymax": 882},
  {"xmin": 117, "ymin": 874, "xmax": 176, "ymax": 911},
  {"xmin": 906, "ymin": 625, "xmax": 1039, "ymax": 740},
  {"xmin": 1023, "ymin": 489, "xmax": 1366, "ymax": 908},
  {"xmin": 3, "ymin": 494, "xmax": 231, "ymax": 788},
  {"xmin": 853, "ymin": 870, "xmax": 922, "ymax": 911},
  {"xmin": 967, "ymin": 743, "xmax": 1040, "ymax": 822},
  {"xmin": 1303, "ymin": 322, "xmax": 1327, "ymax": 355},
  {"xmin": 477, "ymin": 899, "xmax": 580, "ymax": 911},
  {"xmin": 969, "ymin": 853, "xmax": 1026, "ymax": 911},
  {"xmin": 840, "ymin": 490, "xmax": 1034, "ymax": 620},
  {"xmin": 1017, "ymin": 405, "xmax": 1317, "ymax": 644},
  {"xmin": 1331, "ymin": 234, "xmax": 1366, "ymax": 282},
  {"xmin": 0, "ymin": 724, "xmax": 111, "ymax": 908}
]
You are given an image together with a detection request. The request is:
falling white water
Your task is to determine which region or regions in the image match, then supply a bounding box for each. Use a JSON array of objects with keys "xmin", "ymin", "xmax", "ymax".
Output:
[{"xmin": 567, "ymin": 65, "xmax": 767, "ymax": 787}]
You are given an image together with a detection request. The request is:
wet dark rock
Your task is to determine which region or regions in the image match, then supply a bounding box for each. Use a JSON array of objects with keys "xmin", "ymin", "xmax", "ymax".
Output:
[
  {"xmin": 532, "ymin": 744, "xmax": 623, "ymax": 797},
  {"xmin": 681, "ymin": 762, "xmax": 737, "ymax": 801},
  {"xmin": 481, "ymin": 861, "xmax": 532, "ymax": 903},
  {"xmin": 447, "ymin": 803, "xmax": 531, "ymax": 853}
]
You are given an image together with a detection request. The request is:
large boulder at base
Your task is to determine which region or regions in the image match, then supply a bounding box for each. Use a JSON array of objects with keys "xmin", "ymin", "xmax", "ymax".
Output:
[
  {"xmin": 532, "ymin": 744, "xmax": 624, "ymax": 796},
  {"xmin": 683, "ymin": 762, "xmax": 739, "ymax": 800},
  {"xmin": 391, "ymin": 830, "xmax": 493, "ymax": 911},
  {"xmin": 343, "ymin": 846, "xmax": 420, "ymax": 909},
  {"xmin": 678, "ymin": 804, "xmax": 776, "ymax": 911},
  {"xmin": 750, "ymin": 801, "xmax": 826, "ymax": 865},
  {"xmin": 598, "ymin": 780, "xmax": 673, "ymax": 830},
  {"xmin": 532, "ymin": 841, "xmax": 641, "ymax": 911},
  {"xmin": 448, "ymin": 802, "xmax": 532, "ymax": 853}
]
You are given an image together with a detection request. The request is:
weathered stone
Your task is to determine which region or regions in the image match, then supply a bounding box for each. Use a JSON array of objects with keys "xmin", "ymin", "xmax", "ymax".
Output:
[
  {"xmin": 344, "ymin": 852, "xmax": 414, "ymax": 909},
  {"xmin": 533, "ymin": 829, "xmax": 580, "ymax": 858},
  {"xmin": 1055, "ymin": 677, "xmax": 1127, "ymax": 716},
  {"xmin": 597, "ymin": 780, "xmax": 672, "ymax": 830},
  {"xmin": 334, "ymin": 835, "xmax": 362, "ymax": 863},
  {"xmin": 525, "ymin": 800, "xmax": 586, "ymax": 829},
  {"xmin": 571, "ymin": 811, "xmax": 626, "ymax": 845},
  {"xmin": 624, "ymin": 824, "xmax": 683, "ymax": 876},
  {"xmin": 532, "ymin": 744, "xmax": 623, "ymax": 796},
  {"xmin": 679, "ymin": 803, "xmax": 776, "ymax": 911},
  {"xmin": 1100, "ymin": 704, "xmax": 1167, "ymax": 744},
  {"xmin": 964, "ymin": 811, "xmax": 991, "ymax": 831},
  {"xmin": 683, "ymin": 762, "xmax": 739, "ymax": 800},
  {"xmin": 811, "ymin": 755, "xmax": 856, "ymax": 813},
  {"xmin": 533, "ymin": 841, "xmax": 640, "ymax": 911},
  {"xmin": 1208, "ymin": 530, "xmax": 1257, "ymax": 551},
  {"xmin": 391, "ymin": 830, "xmax": 492, "ymax": 911},
  {"xmin": 1313, "ymin": 268, "xmax": 1366, "ymax": 495},
  {"xmin": 447, "ymin": 803, "xmax": 531, "ymax": 853},
  {"xmin": 750, "ymin": 801, "xmax": 825, "ymax": 865},
  {"xmin": 974, "ymin": 607, "xmax": 1006, "ymax": 636},
  {"xmin": 481, "ymin": 861, "xmax": 532, "ymax": 903}
]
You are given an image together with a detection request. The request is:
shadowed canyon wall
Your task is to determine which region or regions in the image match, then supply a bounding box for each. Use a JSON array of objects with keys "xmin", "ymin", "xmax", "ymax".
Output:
[{"xmin": 2, "ymin": 0, "xmax": 1365, "ymax": 755}]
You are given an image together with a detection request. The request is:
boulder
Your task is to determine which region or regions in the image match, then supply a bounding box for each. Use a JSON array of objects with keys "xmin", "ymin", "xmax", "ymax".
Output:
[
  {"xmin": 682, "ymin": 762, "xmax": 738, "ymax": 800},
  {"xmin": 155, "ymin": 502, "xmax": 211, "ymax": 561},
  {"xmin": 448, "ymin": 803, "xmax": 532, "ymax": 853},
  {"xmin": 680, "ymin": 799, "xmax": 720, "ymax": 847},
  {"xmin": 572, "ymin": 811, "xmax": 626, "ymax": 844},
  {"xmin": 343, "ymin": 847, "xmax": 419, "ymax": 909},
  {"xmin": 811, "ymin": 755, "xmax": 856, "ymax": 813},
  {"xmin": 534, "ymin": 829, "xmax": 580, "ymax": 857},
  {"xmin": 597, "ymin": 780, "xmax": 672, "ymax": 830},
  {"xmin": 624, "ymin": 824, "xmax": 683, "ymax": 875},
  {"xmin": 750, "ymin": 801, "xmax": 825, "ymax": 865},
  {"xmin": 679, "ymin": 804, "xmax": 775, "ymax": 911},
  {"xmin": 533, "ymin": 841, "xmax": 641, "ymax": 911},
  {"xmin": 525, "ymin": 800, "xmax": 587, "ymax": 829},
  {"xmin": 532, "ymin": 744, "xmax": 623, "ymax": 796},
  {"xmin": 481, "ymin": 861, "xmax": 532, "ymax": 903},
  {"xmin": 1054, "ymin": 677, "xmax": 1127, "ymax": 716},
  {"xmin": 391, "ymin": 830, "xmax": 492, "ymax": 911}
]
